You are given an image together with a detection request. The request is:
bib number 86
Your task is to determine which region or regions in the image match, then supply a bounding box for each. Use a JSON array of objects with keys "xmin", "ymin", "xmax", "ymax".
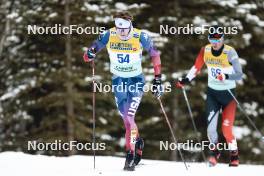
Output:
[
  {"xmin": 211, "ymin": 68, "xmax": 221, "ymax": 77},
  {"xmin": 117, "ymin": 54, "xmax": 130, "ymax": 63}
]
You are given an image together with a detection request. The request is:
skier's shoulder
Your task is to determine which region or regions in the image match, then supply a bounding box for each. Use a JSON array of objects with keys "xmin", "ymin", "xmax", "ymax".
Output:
[
  {"xmin": 138, "ymin": 30, "xmax": 154, "ymax": 48},
  {"xmin": 224, "ymin": 44, "xmax": 235, "ymax": 52},
  {"xmin": 224, "ymin": 44, "xmax": 239, "ymax": 60},
  {"xmin": 133, "ymin": 28, "xmax": 142, "ymax": 38},
  {"xmin": 223, "ymin": 44, "xmax": 238, "ymax": 57}
]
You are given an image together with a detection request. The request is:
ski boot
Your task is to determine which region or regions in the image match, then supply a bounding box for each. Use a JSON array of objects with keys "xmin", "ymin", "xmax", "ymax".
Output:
[
  {"xmin": 229, "ymin": 150, "xmax": 239, "ymax": 167},
  {"xmin": 123, "ymin": 150, "xmax": 136, "ymax": 171},
  {"xmin": 208, "ymin": 148, "xmax": 220, "ymax": 167},
  {"xmin": 134, "ymin": 138, "xmax": 144, "ymax": 165}
]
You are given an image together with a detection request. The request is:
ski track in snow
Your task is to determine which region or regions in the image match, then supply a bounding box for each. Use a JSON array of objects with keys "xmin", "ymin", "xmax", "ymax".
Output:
[{"xmin": 0, "ymin": 152, "xmax": 263, "ymax": 176}]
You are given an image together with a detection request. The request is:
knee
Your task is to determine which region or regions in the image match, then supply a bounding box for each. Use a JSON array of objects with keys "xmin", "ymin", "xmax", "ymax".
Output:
[
  {"xmin": 123, "ymin": 117, "xmax": 137, "ymax": 130},
  {"xmin": 123, "ymin": 118, "xmax": 131, "ymax": 129}
]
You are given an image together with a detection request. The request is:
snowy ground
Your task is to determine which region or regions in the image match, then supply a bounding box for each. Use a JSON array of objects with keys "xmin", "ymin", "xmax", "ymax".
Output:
[{"xmin": 0, "ymin": 152, "xmax": 264, "ymax": 176}]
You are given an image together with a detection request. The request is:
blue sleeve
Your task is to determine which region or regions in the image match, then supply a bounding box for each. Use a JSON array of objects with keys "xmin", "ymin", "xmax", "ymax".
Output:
[
  {"xmin": 90, "ymin": 30, "xmax": 110, "ymax": 52},
  {"xmin": 140, "ymin": 32, "xmax": 159, "ymax": 57}
]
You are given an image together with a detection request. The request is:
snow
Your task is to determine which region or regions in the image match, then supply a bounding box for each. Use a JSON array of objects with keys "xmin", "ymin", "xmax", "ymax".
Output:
[
  {"xmin": 233, "ymin": 126, "xmax": 251, "ymax": 139},
  {"xmin": 246, "ymin": 14, "xmax": 264, "ymax": 27},
  {"xmin": 100, "ymin": 134, "xmax": 113, "ymax": 141},
  {"xmin": 212, "ymin": 0, "xmax": 238, "ymax": 8},
  {"xmin": 193, "ymin": 16, "xmax": 207, "ymax": 25},
  {"xmin": 158, "ymin": 16, "xmax": 178, "ymax": 23},
  {"xmin": 48, "ymin": 12, "xmax": 58, "ymax": 18},
  {"xmin": 118, "ymin": 137, "xmax": 126, "ymax": 147},
  {"xmin": 242, "ymin": 33, "xmax": 252, "ymax": 46},
  {"xmin": 115, "ymin": 2, "xmax": 128, "ymax": 10},
  {"xmin": 7, "ymin": 12, "xmax": 19, "ymax": 19},
  {"xmin": 84, "ymin": 3, "xmax": 100, "ymax": 11},
  {"xmin": 243, "ymin": 101, "xmax": 259, "ymax": 117},
  {"xmin": 171, "ymin": 70, "xmax": 189, "ymax": 79},
  {"xmin": 0, "ymin": 85, "xmax": 27, "ymax": 101},
  {"xmin": 6, "ymin": 35, "xmax": 20, "ymax": 43},
  {"xmin": 0, "ymin": 152, "xmax": 264, "ymax": 176},
  {"xmin": 115, "ymin": 2, "xmax": 148, "ymax": 10},
  {"xmin": 85, "ymin": 75, "xmax": 102, "ymax": 82},
  {"xmin": 99, "ymin": 117, "xmax": 108, "ymax": 125},
  {"xmin": 95, "ymin": 16, "xmax": 112, "ymax": 23}
]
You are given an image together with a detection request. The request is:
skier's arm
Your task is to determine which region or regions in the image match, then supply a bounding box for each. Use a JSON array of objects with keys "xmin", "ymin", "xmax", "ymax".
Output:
[
  {"xmin": 226, "ymin": 49, "xmax": 243, "ymax": 80},
  {"xmin": 140, "ymin": 32, "xmax": 161, "ymax": 76},
  {"xmin": 90, "ymin": 30, "xmax": 110, "ymax": 52},
  {"xmin": 83, "ymin": 30, "xmax": 110, "ymax": 62},
  {"xmin": 186, "ymin": 47, "xmax": 205, "ymax": 81}
]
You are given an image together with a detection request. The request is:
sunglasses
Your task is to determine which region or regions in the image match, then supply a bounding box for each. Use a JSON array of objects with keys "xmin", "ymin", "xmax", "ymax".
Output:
[
  {"xmin": 116, "ymin": 27, "xmax": 131, "ymax": 36},
  {"xmin": 208, "ymin": 38, "xmax": 222, "ymax": 44}
]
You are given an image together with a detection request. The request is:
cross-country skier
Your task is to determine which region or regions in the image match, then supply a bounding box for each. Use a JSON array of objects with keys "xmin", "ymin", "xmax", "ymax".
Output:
[
  {"xmin": 176, "ymin": 25, "xmax": 243, "ymax": 167},
  {"xmin": 83, "ymin": 11, "xmax": 163, "ymax": 171}
]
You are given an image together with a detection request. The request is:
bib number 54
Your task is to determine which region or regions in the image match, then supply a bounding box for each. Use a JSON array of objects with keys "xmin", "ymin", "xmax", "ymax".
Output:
[{"xmin": 117, "ymin": 54, "xmax": 130, "ymax": 63}]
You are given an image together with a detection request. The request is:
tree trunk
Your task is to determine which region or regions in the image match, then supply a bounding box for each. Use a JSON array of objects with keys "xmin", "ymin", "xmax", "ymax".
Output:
[
  {"xmin": 169, "ymin": 43, "xmax": 181, "ymax": 161},
  {"xmin": 65, "ymin": 0, "xmax": 75, "ymax": 155},
  {"xmin": 0, "ymin": 0, "xmax": 15, "ymax": 57}
]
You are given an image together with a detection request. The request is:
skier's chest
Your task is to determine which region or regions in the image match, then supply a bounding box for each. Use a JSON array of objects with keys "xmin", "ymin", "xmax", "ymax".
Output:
[
  {"xmin": 106, "ymin": 35, "xmax": 142, "ymax": 54},
  {"xmin": 204, "ymin": 48, "xmax": 231, "ymax": 68}
]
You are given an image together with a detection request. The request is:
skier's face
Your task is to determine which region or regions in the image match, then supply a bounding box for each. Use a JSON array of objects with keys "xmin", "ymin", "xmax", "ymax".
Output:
[
  {"xmin": 209, "ymin": 38, "xmax": 224, "ymax": 50},
  {"xmin": 116, "ymin": 27, "xmax": 130, "ymax": 38}
]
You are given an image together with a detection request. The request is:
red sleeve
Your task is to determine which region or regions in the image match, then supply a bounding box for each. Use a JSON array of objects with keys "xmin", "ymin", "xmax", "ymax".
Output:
[
  {"xmin": 186, "ymin": 47, "xmax": 205, "ymax": 80},
  {"xmin": 194, "ymin": 47, "xmax": 205, "ymax": 73}
]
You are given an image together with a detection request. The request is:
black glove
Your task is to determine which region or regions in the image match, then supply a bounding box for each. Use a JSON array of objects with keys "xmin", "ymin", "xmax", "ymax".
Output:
[
  {"xmin": 83, "ymin": 48, "xmax": 96, "ymax": 62},
  {"xmin": 152, "ymin": 74, "xmax": 163, "ymax": 98},
  {"xmin": 176, "ymin": 77, "xmax": 190, "ymax": 88},
  {"xmin": 87, "ymin": 48, "xmax": 96, "ymax": 59}
]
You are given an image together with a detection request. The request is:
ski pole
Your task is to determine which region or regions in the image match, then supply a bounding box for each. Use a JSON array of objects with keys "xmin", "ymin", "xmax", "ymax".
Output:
[
  {"xmin": 227, "ymin": 89, "xmax": 264, "ymax": 141},
  {"xmin": 157, "ymin": 97, "xmax": 189, "ymax": 170},
  {"xmin": 92, "ymin": 60, "xmax": 96, "ymax": 169},
  {"xmin": 181, "ymin": 87, "xmax": 207, "ymax": 165}
]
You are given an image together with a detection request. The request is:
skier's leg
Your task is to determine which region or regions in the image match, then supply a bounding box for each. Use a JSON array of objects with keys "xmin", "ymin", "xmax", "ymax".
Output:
[
  {"xmin": 218, "ymin": 88, "xmax": 239, "ymax": 166},
  {"xmin": 123, "ymin": 110, "xmax": 139, "ymax": 152},
  {"xmin": 112, "ymin": 77, "xmax": 135, "ymax": 171},
  {"xmin": 124, "ymin": 92, "xmax": 144, "ymax": 165},
  {"xmin": 112, "ymin": 76, "xmax": 131, "ymax": 150},
  {"xmin": 115, "ymin": 96, "xmax": 140, "ymax": 152},
  {"xmin": 123, "ymin": 80, "xmax": 144, "ymax": 170},
  {"xmin": 113, "ymin": 75, "xmax": 144, "ymax": 170},
  {"xmin": 206, "ymin": 88, "xmax": 221, "ymax": 144},
  {"xmin": 206, "ymin": 88, "xmax": 221, "ymax": 166},
  {"xmin": 222, "ymin": 99, "xmax": 237, "ymax": 150},
  {"xmin": 222, "ymin": 98, "xmax": 239, "ymax": 166},
  {"xmin": 123, "ymin": 75, "xmax": 144, "ymax": 152}
]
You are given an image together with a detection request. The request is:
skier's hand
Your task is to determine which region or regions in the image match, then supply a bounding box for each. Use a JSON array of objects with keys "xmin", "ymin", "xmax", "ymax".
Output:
[
  {"xmin": 152, "ymin": 75, "xmax": 163, "ymax": 98},
  {"xmin": 176, "ymin": 77, "xmax": 190, "ymax": 88},
  {"xmin": 83, "ymin": 48, "xmax": 96, "ymax": 62},
  {"xmin": 215, "ymin": 73, "xmax": 228, "ymax": 81}
]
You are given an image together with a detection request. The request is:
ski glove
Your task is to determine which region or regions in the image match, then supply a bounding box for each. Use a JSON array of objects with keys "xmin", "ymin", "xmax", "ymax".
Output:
[
  {"xmin": 176, "ymin": 77, "xmax": 190, "ymax": 88},
  {"xmin": 83, "ymin": 48, "xmax": 96, "ymax": 62},
  {"xmin": 215, "ymin": 73, "xmax": 229, "ymax": 81},
  {"xmin": 152, "ymin": 75, "xmax": 163, "ymax": 98}
]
